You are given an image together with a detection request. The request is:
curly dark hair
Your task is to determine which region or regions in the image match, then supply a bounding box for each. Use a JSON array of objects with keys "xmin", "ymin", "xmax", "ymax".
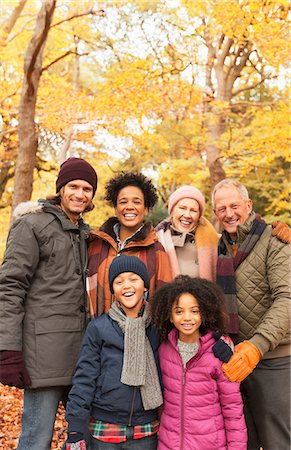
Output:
[
  {"xmin": 104, "ymin": 172, "xmax": 158, "ymax": 209},
  {"xmin": 150, "ymin": 275, "xmax": 228, "ymax": 342}
]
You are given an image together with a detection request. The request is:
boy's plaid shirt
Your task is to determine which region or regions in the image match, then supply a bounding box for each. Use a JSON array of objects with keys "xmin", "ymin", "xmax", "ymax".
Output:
[{"xmin": 89, "ymin": 419, "xmax": 159, "ymax": 443}]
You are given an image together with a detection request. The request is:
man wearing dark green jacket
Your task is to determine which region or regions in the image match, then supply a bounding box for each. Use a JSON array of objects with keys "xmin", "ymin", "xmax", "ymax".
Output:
[
  {"xmin": 212, "ymin": 178, "xmax": 290, "ymax": 450},
  {"xmin": 0, "ymin": 157, "xmax": 97, "ymax": 450}
]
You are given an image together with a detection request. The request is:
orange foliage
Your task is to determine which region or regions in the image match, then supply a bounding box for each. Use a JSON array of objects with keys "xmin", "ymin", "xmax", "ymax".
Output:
[{"xmin": 0, "ymin": 385, "xmax": 66, "ymax": 450}]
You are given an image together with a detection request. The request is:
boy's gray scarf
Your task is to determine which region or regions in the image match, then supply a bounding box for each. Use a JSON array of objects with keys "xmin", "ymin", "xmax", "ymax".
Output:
[{"xmin": 109, "ymin": 301, "xmax": 163, "ymax": 411}]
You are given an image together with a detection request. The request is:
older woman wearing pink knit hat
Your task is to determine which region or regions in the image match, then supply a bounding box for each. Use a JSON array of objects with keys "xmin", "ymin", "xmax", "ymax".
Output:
[{"xmin": 155, "ymin": 185, "xmax": 219, "ymax": 281}]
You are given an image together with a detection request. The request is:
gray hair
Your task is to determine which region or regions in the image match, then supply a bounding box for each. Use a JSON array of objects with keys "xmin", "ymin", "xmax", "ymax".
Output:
[{"xmin": 211, "ymin": 179, "xmax": 249, "ymax": 207}]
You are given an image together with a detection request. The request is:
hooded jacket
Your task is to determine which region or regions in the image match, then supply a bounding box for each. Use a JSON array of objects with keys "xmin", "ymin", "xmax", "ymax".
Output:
[
  {"xmin": 87, "ymin": 217, "xmax": 172, "ymax": 316},
  {"xmin": 0, "ymin": 200, "xmax": 90, "ymax": 387},
  {"xmin": 218, "ymin": 212, "xmax": 291, "ymax": 359},
  {"xmin": 158, "ymin": 330, "xmax": 247, "ymax": 450}
]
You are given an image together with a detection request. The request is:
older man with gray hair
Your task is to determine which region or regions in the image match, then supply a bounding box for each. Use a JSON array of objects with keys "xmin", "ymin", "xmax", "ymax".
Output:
[{"xmin": 212, "ymin": 178, "xmax": 290, "ymax": 450}]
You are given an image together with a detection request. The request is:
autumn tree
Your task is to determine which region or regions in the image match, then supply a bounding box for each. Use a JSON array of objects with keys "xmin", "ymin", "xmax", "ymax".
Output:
[
  {"xmin": 0, "ymin": 0, "xmax": 29, "ymax": 205},
  {"xmin": 11, "ymin": 0, "xmax": 56, "ymax": 215},
  {"xmin": 88, "ymin": 0, "xmax": 289, "ymax": 219},
  {"xmin": 180, "ymin": 0, "xmax": 289, "ymax": 189},
  {"xmin": 97, "ymin": 1, "xmax": 289, "ymax": 182},
  {"xmin": 0, "ymin": 0, "xmax": 289, "ymax": 227},
  {"xmin": 0, "ymin": 0, "xmax": 108, "ymax": 218}
]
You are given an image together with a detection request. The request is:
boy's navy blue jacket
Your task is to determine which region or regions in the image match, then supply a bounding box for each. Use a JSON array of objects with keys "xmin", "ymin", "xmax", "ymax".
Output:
[{"xmin": 65, "ymin": 313, "xmax": 161, "ymax": 436}]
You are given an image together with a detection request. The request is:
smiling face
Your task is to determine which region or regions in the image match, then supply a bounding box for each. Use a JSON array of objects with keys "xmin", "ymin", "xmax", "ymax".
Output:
[
  {"xmin": 171, "ymin": 292, "xmax": 202, "ymax": 343},
  {"xmin": 112, "ymin": 272, "xmax": 147, "ymax": 317},
  {"xmin": 60, "ymin": 179, "xmax": 93, "ymax": 223},
  {"xmin": 171, "ymin": 198, "xmax": 200, "ymax": 233},
  {"xmin": 115, "ymin": 186, "xmax": 148, "ymax": 238},
  {"xmin": 213, "ymin": 186, "xmax": 252, "ymax": 239}
]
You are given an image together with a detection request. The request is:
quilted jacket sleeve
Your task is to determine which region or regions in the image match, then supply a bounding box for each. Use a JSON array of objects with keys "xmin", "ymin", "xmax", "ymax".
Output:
[
  {"xmin": 216, "ymin": 367, "xmax": 247, "ymax": 450},
  {"xmin": 250, "ymin": 235, "xmax": 291, "ymax": 356}
]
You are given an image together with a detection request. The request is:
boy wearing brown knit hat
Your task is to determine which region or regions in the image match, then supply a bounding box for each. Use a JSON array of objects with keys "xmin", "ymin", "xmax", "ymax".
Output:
[{"xmin": 0, "ymin": 157, "xmax": 97, "ymax": 450}]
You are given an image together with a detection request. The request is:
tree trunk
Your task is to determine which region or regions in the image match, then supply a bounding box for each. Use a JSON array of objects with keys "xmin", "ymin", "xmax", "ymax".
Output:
[
  {"xmin": 203, "ymin": 34, "xmax": 251, "ymax": 191},
  {"xmin": 204, "ymin": 96, "xmax": 227, "ymax": 192},
  {"xmin": 11, "ymin": 0, "xmax": 56, "ymax": 222},
  {"xmin": 0, "ymin": 163, "xmax": 14, "ymax": 203},
  {"xmin": 0, "ymin": 0, "xmax": 27, "ymax": 46},
  {"xmin": 205, "ymin": 109, "xmax": 227, "ymax": 189}
]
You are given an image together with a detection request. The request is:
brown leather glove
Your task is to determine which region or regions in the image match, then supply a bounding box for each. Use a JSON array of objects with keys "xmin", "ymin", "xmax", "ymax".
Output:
[
  {"xmin": 271, "ymin": 220, "xmax": 291, "ymax": 244},
  {"xmin": 222, "ymin": 341, "xmax": 261, "ymax": 382},
  {"xmin": 0, "ymin": 350, "xmax": 31, "ymax": 389}
]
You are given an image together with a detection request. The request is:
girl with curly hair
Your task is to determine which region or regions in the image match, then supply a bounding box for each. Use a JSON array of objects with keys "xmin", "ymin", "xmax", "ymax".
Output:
[
  {"xmin": 151, "ymin": 275, "xmax": 247, "ymax": 450},
  {"xmin": 87, "ymin": 172, "xmax": 172, "ymax": 316}
]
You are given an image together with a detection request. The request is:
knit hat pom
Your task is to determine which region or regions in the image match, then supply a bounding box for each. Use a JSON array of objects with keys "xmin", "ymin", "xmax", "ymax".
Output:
[
  {"xmin": 168, "ymin": 185, "xmax": 206, "ymax": 216},
  {"xmin": 108, "ymin": 255, "xmax": 150, "ymax": 294},
  {"xmin": 56, "ymin": 157, "xmax": 97, "ymax": 196}
]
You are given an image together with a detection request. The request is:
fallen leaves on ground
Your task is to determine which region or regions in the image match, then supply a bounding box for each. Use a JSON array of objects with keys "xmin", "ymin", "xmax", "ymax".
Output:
[{"xmin": 0, "ymin": 384, "xmax": 67, "ymax": 449}]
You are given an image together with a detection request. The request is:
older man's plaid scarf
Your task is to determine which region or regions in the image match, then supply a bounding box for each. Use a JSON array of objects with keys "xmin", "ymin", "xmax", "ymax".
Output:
[{"xmin": 217, "ymin": 214, "xmax": 267, "ymax": 334}]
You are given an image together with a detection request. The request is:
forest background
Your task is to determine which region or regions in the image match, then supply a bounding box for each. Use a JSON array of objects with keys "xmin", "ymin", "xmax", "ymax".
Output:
[
  {"xmin": 0, "ymin": 0, "xmax": 290, "ymax": 447},
  {"xmin": 0, "ymin": 0, "xmax": 290, "ymax": 260}
]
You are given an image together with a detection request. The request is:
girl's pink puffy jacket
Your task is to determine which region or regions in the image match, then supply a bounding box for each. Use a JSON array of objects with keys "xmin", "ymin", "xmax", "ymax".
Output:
[{"xmin": 158, "ymin": 329, "xmax": 247, "ymax": 450}]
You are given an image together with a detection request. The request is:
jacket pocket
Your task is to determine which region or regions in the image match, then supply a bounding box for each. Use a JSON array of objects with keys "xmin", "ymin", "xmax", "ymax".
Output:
[{"xmin": 35, "ymin": 316, "xmax": 83, "ymax": 377}]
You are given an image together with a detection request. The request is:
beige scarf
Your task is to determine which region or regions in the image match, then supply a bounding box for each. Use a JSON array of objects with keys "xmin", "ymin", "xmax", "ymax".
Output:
[{"xmin": 156, "ymin": 216, "xmax": 219, "ymax": 281}]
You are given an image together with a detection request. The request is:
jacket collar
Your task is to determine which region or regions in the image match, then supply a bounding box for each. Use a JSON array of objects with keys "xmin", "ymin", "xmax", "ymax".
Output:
[
  {"xmin": 12, "ymin": 199, "xmax": 90, "ymax": 236},
  {"xmin": 90, "ymin": 216, "xmax": 156, "ymax": 245},
  {"xmin": 167, "ymin": 328, "xmax": 214, "ymax": 355},
  {"xmin": 42, "ymin": 200, "xmax": 90, "ymax": 235},
  {"xmin": 222, "ymin": 211, "xmax": 256, "ymax": 247}
]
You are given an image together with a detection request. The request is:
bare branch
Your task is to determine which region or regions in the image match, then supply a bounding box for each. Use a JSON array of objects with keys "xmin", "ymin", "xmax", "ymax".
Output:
[
  {"xmin": 228, "ymin": 100, "xmax": 277, "ymax": 110},
  {"xmin": 0, "ymin": 127, "xmax": 18, "ymax": 138},
  {"xmin": 7, "ymin": 17, "xmax": 36, "ymax": 43},
  {"xmin": 0, "ymin": 86, "xmax": 21, "ymax": 107},
  {"xmin": 183, "ymin": 65, "xmax": 196, "ymax": 118},
  {"xmin": 224, "ymin": 45, "xmax": 253, "ymax": 91},
  {"xmin": 50, "ymin": 9, "xmax": 105, "ymax": 29},
  {"xmin": 140, "ymin": 18, "xmax": 166, "ymax": 74},
  {"xmin": 232, "ymin": 46, "xmax": 252, "ymax": 78},
  {"xmin": 216, "ymin": 33, "xmax": 225, "ymax": 53},
  {"xmin": 41, "ymin": 50, "xmax": 72, "ymax": 72},
  {"xmin": 25, "ymin": 0, "xmax": 56, "ymax": 93},
  {"xmin": 0, "ymin": 0, "xmax": 27, "ymax": 46},
  {"xmin": 41, "ymin": 50, "xmax": 90, "ymax": 72},
  {"xmin": 69, "ymin": 34, "xmax": 106, "ymax": 51},
  {"xmin": 216, "ymin": 37, "xmax": 234, "ymax": 68},
  {"xmin": 232, "ymin": 75, "xmax": 275, "ymax": 97}
]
